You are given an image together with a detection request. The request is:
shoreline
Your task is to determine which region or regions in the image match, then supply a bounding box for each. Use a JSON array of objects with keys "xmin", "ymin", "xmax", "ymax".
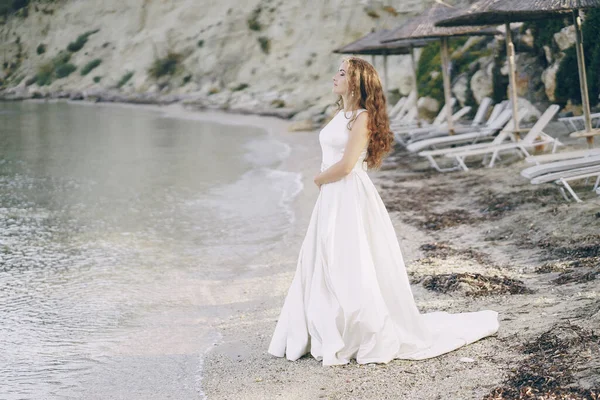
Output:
[
  {"xmin": 198, "ymin": 124, "xmax": 599, "ymax": 399},
  {"xmin": 1, "ymin": 89, "xmax": 301, "ymax": 120}
]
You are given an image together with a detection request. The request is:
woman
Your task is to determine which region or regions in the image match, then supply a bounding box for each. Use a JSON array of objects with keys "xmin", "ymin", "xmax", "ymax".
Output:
[{"xmin": 268, "ymin": 57, "xmax": 499, "ymax": 366}]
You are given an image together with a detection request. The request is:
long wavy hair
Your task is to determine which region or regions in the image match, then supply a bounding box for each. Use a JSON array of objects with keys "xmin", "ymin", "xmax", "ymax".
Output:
[{"xmin": 336, "ymin": 56, "xmax": 393, "ymax": 169}]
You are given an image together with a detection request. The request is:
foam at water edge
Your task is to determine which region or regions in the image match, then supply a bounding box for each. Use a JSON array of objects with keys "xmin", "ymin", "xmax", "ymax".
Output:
[{"xmin": 197, "ymin": 330, "xmax": 223, "ymax": 399}]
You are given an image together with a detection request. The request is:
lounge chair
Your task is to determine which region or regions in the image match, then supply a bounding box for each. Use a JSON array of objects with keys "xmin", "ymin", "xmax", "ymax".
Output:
[
  {"xmin": 416, "ymin": 112, "xmax": 527, "ymax": 172},
  {"xmin": 389, "ymin": 91, "xmax": 417, "ymax": 126},
  {"xmin": 525, "ymin": 147, "xmax": 600, "ymax": 165},
  {"xmin": 388, "ymin": 96, "xmax": 407, "ymax": 120},
  {"xmin": 530, "ymin": 164, "xmax": 600, "ymax": 202},
  {"xmin": 558, "ymin": 112, "xmax": 600, "ymax": 133},
  {"xmin": 391, "ymin": 98, "xmax": 456, "ymax": 132},
  {"xmin": 444, "ymin": 104, "xmax": 562, "ymax": 171},
  {"xmin": 407, "ymin": 108, "xmax": 514, "ymax": 153},
  {"xmin": 521, "ymin": 154, "xmax": 600, "ymax": 179},
  {"xmin": 407, "ymin": 99, "xmax": 499, "ymax": 144},
  {"xmin": 396, "ymin": 106, "xmax": 473, "ymax": 139}
]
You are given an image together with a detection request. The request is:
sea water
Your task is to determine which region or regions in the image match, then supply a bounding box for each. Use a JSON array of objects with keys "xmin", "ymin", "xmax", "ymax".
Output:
[{"xmin": 0, "ymin": 101, "xmax": 302, "ymax": 399}]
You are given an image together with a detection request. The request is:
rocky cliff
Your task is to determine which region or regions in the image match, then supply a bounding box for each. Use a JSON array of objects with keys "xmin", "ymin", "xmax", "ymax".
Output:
[{"xmin": 0, "ymin": 0, "xmax": 581, "ymax": 123}]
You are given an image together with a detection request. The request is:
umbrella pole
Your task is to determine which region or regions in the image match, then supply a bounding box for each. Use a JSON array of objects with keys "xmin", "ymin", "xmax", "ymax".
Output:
[
  {"xmin": 410, "ymin": 45, "xmax": 422, "ymax": 127},
  {"xmin": 440, "ymin": 37, "xmax": 454, "ymax": 135},
  {"xmin": 383, "ymin": 53, "xmax": 389, "ymax": 95},
  {"xmin": 573, "ymin": 9, "xmax": 594, "ymax": 146},
  {"xmin": 505, "ymin": 22, "xmax": 520, "ymax": 138}
]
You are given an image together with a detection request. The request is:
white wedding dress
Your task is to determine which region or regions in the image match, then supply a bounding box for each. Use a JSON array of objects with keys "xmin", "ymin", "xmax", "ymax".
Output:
[{"xmin": 268, "ymin": 109, "xmax": 499, "ymax": 365}]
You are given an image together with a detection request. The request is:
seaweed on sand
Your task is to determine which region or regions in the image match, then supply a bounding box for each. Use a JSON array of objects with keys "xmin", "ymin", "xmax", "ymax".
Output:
[
  {"xmin": 419, "ymin": 209, "xmax": 480, "ymax": 231},
  {"xmin": 530, "ymin": 235, "xmax": 600, "ymax": 285},
  {"xmin": 417, "ymin": 272, "xmax": 533, "ymax": 297},
  {"xmin": 485, "ymin": 323, "xmax": 600, "ymax": 399},
  {"xmin": 419, "ymin": 242, "xmax": 492, "ymax": 265},
  {"xmin": 477, "ymin": 188, "xmax": 564, "ymax": 219}
]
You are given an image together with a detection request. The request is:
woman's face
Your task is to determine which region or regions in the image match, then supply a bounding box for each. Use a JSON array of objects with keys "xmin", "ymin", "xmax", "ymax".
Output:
[{"xmin": 332, "ymin": 61, "xmax": 349, "ymax": 96}]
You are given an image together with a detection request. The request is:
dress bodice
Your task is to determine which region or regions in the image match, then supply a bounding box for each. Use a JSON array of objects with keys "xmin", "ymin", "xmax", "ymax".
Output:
[{"xmin": 319, "ymin": 109, "xmax": 368, "ymax": 172}]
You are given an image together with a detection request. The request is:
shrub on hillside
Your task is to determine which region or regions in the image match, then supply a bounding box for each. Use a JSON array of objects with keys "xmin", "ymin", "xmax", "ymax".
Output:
[
  {"xmin": 247, "ymin": 7, "xmax": 262, "ymax": 31},
  {"xmin": 0, "ymin": 0, "xmax": 29, "ymax": 17},
  {"xmin": 258, "ymin": 36, "xmax": 270, "ymax": 54},
  {"xmin": 148, "ymin": 52, "xmax": 182, "ymax": 78},
  {"xmin": 67, "ymin": 29, "xmax": 99, "ymax": 52},
  {"xmin": 35, "ymin": 62, "xmax": 53, "ymax": 85},
  {"xmin": 117, "ymin": 71, "xmax": 134, "ymax": 88},
  {"xmin": 81, "ymin": 58, "xmax": 101, "ymax": 76},
  {"xmin": 417, "ymin": 41, "xmax": 444, "ymax": 105},
  {"xmin": 55, "ymin": 63, "xmax": 76, "ymax": 78}
]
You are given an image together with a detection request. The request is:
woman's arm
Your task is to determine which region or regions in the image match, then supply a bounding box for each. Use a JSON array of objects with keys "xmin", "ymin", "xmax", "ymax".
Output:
[{"xmin": 314, "ymin": 112, "xmax": 370, "ymax": 188}]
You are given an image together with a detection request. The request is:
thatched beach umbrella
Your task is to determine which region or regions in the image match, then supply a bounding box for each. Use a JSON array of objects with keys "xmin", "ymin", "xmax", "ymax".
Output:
[
  {"xmin": 437, "ymin": 0, "xmax": 600, "ymax": 146},
  {"xmin": 381, "ymin": 1, "xmax": 499, "ymax": 134},
  {"xmin": 333, "ymin": 30, "xmax": 432, "ymax": 95}
]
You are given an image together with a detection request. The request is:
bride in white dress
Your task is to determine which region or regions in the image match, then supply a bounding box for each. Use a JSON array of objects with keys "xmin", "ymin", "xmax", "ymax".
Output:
[{"xmin": 268, "ymin": 57, "xmax": 499, "ymax": 366}]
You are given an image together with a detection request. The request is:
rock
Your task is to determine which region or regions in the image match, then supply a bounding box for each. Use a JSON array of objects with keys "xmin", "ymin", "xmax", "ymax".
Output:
[
  {"xmin": 69, "ymin": 91, "xmax": 84, "ymax": 100},
  {"xmin": 452, "ymin": 74, "xmax": 469, "ymax": 107},
  {"xmin": 288, "ymin": 119, "xmax": 314, "ymax": 132},
  {"xmin": 516, "ymin": 97, "xmax": 541, "ymax": 123},
  {"xmin": 292, "ymin": 98, "xmax": 332, "ymax": 123},
  {"xmin": 459, "ymin": 357, "xmax": 475, "ymax": 363},
  {"xmin": 554, "ymin": 25, "xmax": 576, "ymax": 51},
  {"xmin": 417, "ymin": 96, "xmax": 440, "ymax": 121},
  {"xmin": 543, "ymin": 45, "xmax": 553, "ymax": 65},
  {"xmin": 515, "ymin": 53, "xmax": 547, "ymax": 101},
  {"xmin": 470, "ymin": 69, "xmax": 493, "ymax": 104},
  {"xmin": 520, "ymin": 28, "xmax": 535, "ymax": 49},
  {"xmin": 542, "ymin": 62, "xmax": 560, "ymax": 102},
  {"xmin": 385, "ymin": 53, "xmax": 416, "ymax": 96}
]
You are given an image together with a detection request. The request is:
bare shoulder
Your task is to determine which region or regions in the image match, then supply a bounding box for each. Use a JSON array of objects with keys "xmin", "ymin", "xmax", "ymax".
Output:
[{"xmin": 351, "ymin": 111, "xmax": 369, "ymax": 132}]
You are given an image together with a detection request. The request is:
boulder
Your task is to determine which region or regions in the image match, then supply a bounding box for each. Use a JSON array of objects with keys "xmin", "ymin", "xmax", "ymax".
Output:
[
  {"xmin": 520, "ymin": 28, "xmax": 535, "ymax": 49},
  {"xmin": 470, "ymin": 69, "xmax": 493, "ymax": 104},
  {"xmin": 516, "ymin": 97, "xmax": 541, "ymax": 123},
  {"xmin": 288, "ymin": 119, "xmax": 314, "ymax": 132},
  {"xmin": 452, "ymin": 74, "xmax": 469, "ymax": 107},
  {"xmin": 542, "ymin": 62, "xmax": 560, "ymax": 102},
  {"xmin": 554, "ymin": 25, "xmax": 576, "ymax": 51},
  {"xmin": 417, "ymin": 96, "xmax": 440, "ymax": 121},
  {"xmin": 69, "ymin": 91, "xmax": 84, "ymax": 100}
]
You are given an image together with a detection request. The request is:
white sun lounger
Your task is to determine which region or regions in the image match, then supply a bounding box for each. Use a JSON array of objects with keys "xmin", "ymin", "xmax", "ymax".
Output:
[
  {"xmin": 407, "ymin": 109, "xmax": 514, "ymax": 153},
  {"xmin": 388, "ymin": 96, "xmax": 407, "ymax": 119},
  {"xmin": 558, "ymin": 112, "xmax": 600, "ymax": 132},
  {"xmin": 389, "ymin": 91, "xmax": 418, "ymax": 126},
  {"xmin": 521, "ymin": 154, "xmax": 600, "ymax": 179},
  {"xmin": 395, "ymin": 106, "xmax": 472, "ymax": 139},
  {"xmin": 407, "ymin": 99, "xmax": 498, "ymax": 144},
  {"xmin": 530, "ymin": 164, "xmax": 600, "ymax": 202},
  {"xmin": 469, "ymin": 97, "xmax": 493, "ymax": 128},
  {"xmin": 416, "ymin": 111, "xmax": 529, "ymax": 172},
  {"xmin": 445, "ymin": 105, "xmax": 562, "ymax": 171},
  {"xmin": 525, "ymin": 147, "xmax": 600, "ymax": 165},
  {"xmin": 391, "ymin": 98, "xmax": 456, "ymax": 131}
]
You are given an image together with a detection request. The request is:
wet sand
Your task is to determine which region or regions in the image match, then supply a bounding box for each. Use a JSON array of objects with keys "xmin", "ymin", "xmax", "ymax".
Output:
[{"xmin": 197, "ymin": 113, "xmax": 600, "ymax": 400}]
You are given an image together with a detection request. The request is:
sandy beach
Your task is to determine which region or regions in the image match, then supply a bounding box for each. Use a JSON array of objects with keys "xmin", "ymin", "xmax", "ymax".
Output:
[{"xmin": 193, "ymin": 110, "xmax": 600, "ymax": 400}]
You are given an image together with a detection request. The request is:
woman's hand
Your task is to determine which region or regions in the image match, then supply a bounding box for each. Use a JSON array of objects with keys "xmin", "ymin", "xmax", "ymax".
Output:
[{"xmin": 314, "ymin": 174, "xmax": 322, "ymax": 190}]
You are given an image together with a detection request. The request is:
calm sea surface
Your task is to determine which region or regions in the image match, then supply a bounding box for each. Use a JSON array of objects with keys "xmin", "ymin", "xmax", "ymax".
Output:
[{"xmin": 0, "ymin": 102, "xmax": 301, "ymax": 399}]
